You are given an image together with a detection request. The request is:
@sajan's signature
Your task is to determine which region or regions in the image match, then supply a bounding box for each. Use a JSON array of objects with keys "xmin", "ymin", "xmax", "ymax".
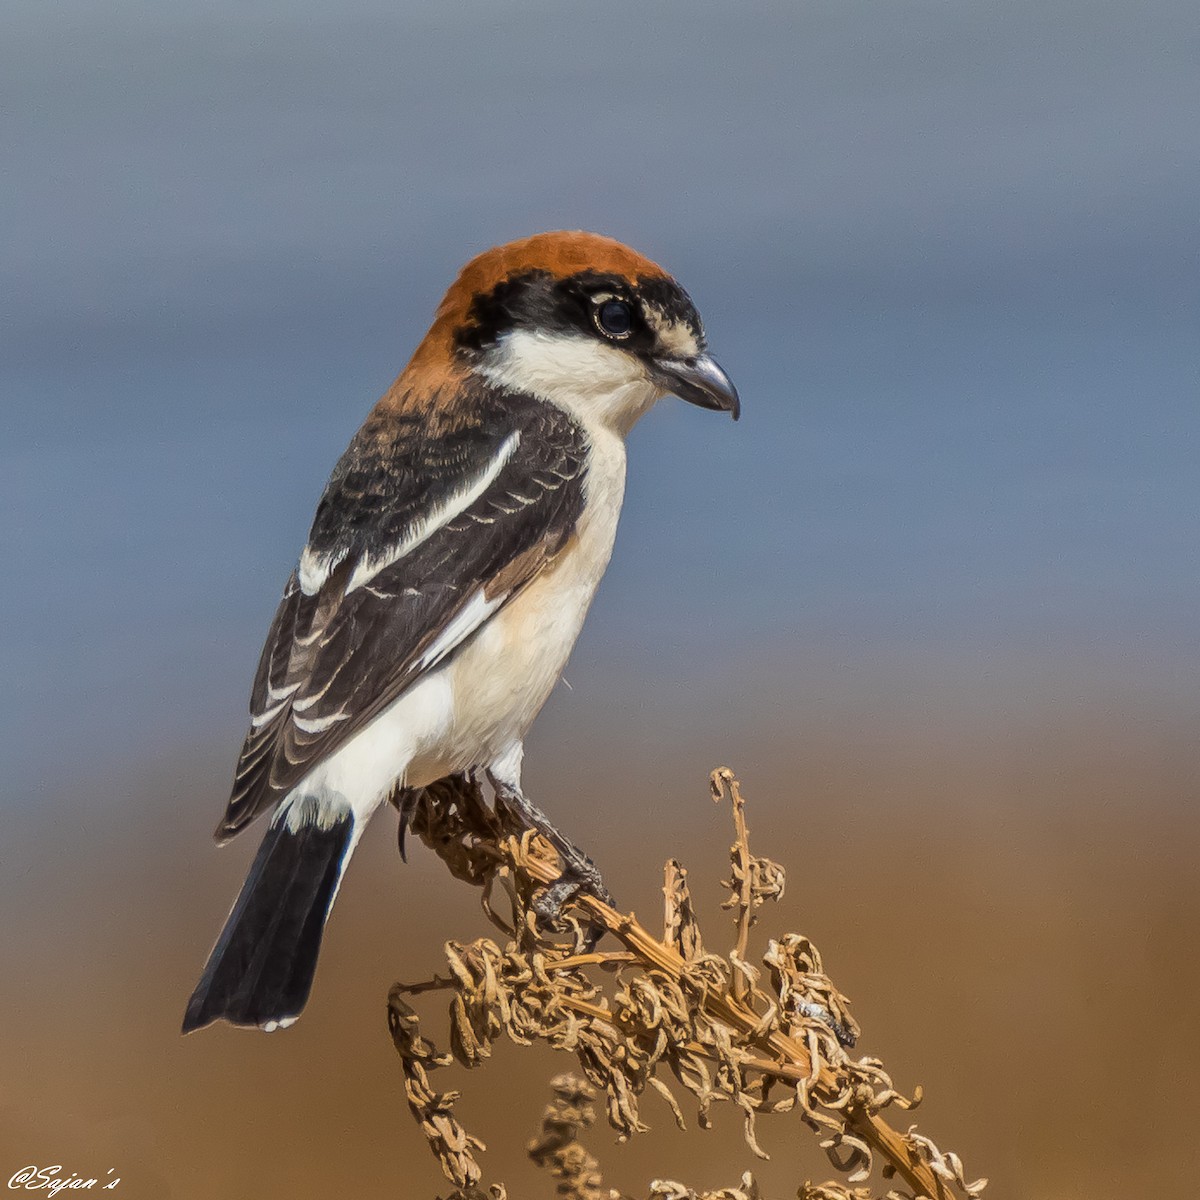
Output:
[{"xmin": 8, "ymin": 1167, "xmax": 121, "ymax": 1195}]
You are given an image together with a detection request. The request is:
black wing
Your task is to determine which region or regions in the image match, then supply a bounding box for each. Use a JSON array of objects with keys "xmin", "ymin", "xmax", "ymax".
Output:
[{"xmin": 217, "ymin": 386, "xmax": 588, "ymax": 840}]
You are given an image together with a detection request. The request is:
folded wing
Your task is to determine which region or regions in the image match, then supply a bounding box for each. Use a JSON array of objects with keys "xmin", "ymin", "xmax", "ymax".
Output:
[{"xmin": 217, "ymin": 385, "xmax": 588, "ymax": 840}]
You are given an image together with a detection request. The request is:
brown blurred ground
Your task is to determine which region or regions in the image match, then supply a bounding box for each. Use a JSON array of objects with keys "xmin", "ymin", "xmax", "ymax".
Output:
[{"xmin": 3, "ymin": 694, "xmax": 1198, "ymax": 1200}]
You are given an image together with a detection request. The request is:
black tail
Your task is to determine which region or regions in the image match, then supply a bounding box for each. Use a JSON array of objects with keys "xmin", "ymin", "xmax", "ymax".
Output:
[{"xmin": 183, "ymin": 811, "xmax": 354, "ymax": 1033}]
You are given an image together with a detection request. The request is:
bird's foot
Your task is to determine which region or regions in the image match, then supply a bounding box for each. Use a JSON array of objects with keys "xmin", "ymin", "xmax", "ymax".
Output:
[
  {"xmin": 486, "ymin": 769, "xmax": 614, "ymax": 944},
  {"xmin": 532, "ymin": 849, "xmax": 615, "ymax": 927}
]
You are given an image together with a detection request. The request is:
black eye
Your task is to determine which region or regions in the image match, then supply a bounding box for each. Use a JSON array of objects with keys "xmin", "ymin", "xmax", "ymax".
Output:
[{"xmin": 594, "ymin": 299, "xmax": 633, "ymax": 339}]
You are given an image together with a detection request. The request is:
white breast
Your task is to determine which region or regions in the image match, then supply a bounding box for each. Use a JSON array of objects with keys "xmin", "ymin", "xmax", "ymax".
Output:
[{"xmin": 407, "ymin": 422, "xmax": 628, "ymax": 783}]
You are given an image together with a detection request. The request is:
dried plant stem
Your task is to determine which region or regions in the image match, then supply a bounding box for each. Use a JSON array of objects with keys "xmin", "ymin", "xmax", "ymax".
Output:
[
  {"xmin": 389, "ymin": 769, "xmax": 986, "ymax": 1200},
  {"xmin": 724, "ymin": 785, "xmax": 756, "ymax": 1006},
  {"xmin": 498, "ymin": 842, "xmax": 938, "ymax": 1196}
]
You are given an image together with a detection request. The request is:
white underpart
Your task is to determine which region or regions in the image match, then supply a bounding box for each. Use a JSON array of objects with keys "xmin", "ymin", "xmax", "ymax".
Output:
[
  {"xmin": 345, "ymin": 432, "xmax": 521, "ymax": 593},
  {"xmin": 280, "ymin": 789, "xmax": 353, "ymax": 833},
  {"xmin": 478, "ymin": 329, "xmax": 662, "ymax": 435}
]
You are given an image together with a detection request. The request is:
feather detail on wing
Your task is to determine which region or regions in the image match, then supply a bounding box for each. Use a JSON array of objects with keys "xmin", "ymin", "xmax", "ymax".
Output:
[{"xmin": 216, "ymin": 385, "xmax": 588, "ymax": 841}]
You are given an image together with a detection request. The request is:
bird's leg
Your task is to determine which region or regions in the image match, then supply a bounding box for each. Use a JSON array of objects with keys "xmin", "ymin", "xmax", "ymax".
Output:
[
  {"xmin": 486, "ymin": 750, "xmax": 613, "ymax": 927},
  {"xmin": 492, "ymin": 775, "xmax": 614, "ymax": 924}
]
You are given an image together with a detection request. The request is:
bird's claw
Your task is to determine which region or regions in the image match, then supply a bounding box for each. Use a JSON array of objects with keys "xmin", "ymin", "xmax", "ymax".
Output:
[{"xmin": 532, "ymin": 854, "xmax": 614, "ymax": 946}]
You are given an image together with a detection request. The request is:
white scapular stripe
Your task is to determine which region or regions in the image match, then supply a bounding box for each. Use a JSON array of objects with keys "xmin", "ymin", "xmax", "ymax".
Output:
[
  {"xmin": 416, "ymin": 589, "xmax": 504, "ymax": 670},
  {"xmin": 345, "ymin": 432, "xmax": 521, "ymax": 594}
]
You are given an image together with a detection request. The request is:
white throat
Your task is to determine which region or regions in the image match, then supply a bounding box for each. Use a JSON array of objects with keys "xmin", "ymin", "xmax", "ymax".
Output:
[{"xmin": 478, "ymin": 329, "xmax": 661, "ymax": 437}]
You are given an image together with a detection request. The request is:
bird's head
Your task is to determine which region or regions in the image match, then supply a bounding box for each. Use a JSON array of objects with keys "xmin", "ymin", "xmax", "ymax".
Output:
[{"xmin": 402, "ymin": 231, "xmax": 740, "ymax": 434}]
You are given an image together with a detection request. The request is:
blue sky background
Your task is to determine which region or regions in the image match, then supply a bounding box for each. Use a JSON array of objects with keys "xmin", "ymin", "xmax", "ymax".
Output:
[{"xmin": 5, "ymin": 0, "xmax": 1198, "ymax": 801}]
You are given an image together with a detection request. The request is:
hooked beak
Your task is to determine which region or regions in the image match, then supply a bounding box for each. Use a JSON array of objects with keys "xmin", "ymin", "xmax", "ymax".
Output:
[{"xmin": 652, "ymin": 353, "xmax": 741, "ymax": 421}]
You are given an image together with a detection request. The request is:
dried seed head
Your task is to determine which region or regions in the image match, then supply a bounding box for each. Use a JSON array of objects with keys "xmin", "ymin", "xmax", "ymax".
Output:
[{"xmin": 390, "ymin": 771, "xmax": 983, "ymax": 1200}]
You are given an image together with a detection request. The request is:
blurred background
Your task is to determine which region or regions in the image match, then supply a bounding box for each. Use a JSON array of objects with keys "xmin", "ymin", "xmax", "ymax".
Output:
[{"xmin": 3, "ymin": 1, "xmax": 1198, "ymax": 1196}]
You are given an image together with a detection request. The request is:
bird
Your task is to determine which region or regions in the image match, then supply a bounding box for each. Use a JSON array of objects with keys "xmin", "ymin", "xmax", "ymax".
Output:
[{"xmin": 183, "ymin": 230, "xmax": 740, "ymax": 1034}]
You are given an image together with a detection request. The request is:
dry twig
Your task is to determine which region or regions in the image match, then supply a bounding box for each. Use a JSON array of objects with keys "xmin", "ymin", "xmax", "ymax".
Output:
[{"xmin": 389, "ymin": 769, "xmax": 986, "ymax": 1200}]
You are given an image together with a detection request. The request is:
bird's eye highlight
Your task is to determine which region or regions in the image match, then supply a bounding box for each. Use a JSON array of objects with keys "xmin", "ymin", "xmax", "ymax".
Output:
[{"xmin": 594, "ymin": 299, "xmax": 633, "ymax": 340}]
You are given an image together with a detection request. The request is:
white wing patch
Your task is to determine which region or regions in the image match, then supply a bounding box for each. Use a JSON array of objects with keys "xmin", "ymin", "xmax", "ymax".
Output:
[
  {"xmin": 416, "ymin": 589, "xmax": 504, "ymax": 671},
  {"xmin": 345, "ymin": 432, "xmax": 521, "ymax": 594},
  {"xmin": 298, "ymin": 546, "xmax": 347, "ymax": 596}
]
